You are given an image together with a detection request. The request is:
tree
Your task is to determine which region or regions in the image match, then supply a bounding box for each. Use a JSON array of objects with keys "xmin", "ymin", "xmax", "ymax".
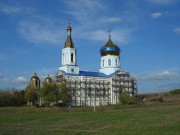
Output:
[
  {"xmin": 11, "ymin": 90, "xmax": 26, "ymax": 106},
  {"xmin": 57, "ymin": 82, "xmax": 71, "ymax": 106},
  {"xmin": 0, "ymin": 89, "xmax": 26, "ymax": 107},
  {"xmin": 25, "ymin": 86, "xmax": 39, "ymax": 106},
  {"xmin": 41, "ymin": 81, "xmax": 71, "ymax": 106},
  {"xmin": 119, "ymin": 91, "xmax": 134, "ymax": 105},
  {"xmin": 41, "ymin": 82, "xmax": 60, "ymax": 106},
  {"xmin": 0, "ymin": 90, "xmax": 12, "ymax": 106}
]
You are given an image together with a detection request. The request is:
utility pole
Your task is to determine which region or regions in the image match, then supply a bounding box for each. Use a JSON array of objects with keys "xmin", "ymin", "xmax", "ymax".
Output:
[{"xmin": 94, "ymin": 75, "xmax": 96, "ymax": 112}]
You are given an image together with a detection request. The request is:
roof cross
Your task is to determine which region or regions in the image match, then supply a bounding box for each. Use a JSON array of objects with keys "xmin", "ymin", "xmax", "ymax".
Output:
[
  {"xmin": 108, "ymin": 30, "xmax": 111, "ymax": 38},
  {"xmin": 68, "ymin": 18, "xmax": 70, "ymax": 26}
]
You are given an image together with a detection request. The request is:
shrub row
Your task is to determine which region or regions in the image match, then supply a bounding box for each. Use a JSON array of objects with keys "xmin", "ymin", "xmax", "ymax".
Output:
[
  {"xmin": 0, "ymin": 89, "xmax": 26, "ymax": 107},
  {"xmin": 170, "ymin": 89, "xmax": 180, "ymax": 95}
]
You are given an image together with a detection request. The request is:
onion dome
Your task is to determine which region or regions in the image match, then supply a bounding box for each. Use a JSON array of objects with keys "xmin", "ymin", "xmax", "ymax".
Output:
[
  {"xmin": 57, "ymin": 70, "xmax": 64, "ymax": 77},
  {"xmin": 30, "ymin": 73, "xmax": 40, "ymax": 88},
  {"xmin": 64, "ymin": 20, "xmax": 74, "ymax": 48},
  {"xmin": 45, "ymin": 74, "xmax": 52, "ymax": 84},
  {"xmin": 31, "ymin": 73, "xmax": 40, "ymax": 81},
  {"xmin": 67, "ymin": 25, "xmax": 72, "ymax": 34},
  {"xmin": 100, "ymin": 35, "xmax": 120, "ymax": 56}
]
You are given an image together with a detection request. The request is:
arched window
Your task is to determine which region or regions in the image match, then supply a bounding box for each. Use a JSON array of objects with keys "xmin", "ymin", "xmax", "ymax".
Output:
[
  {"xmin": 116, "ymin": 59, "xmax": 118, "ymax": 66},
  {"xmin": 108, "ymin": 59, "xmax": 111, "ymax": 66},
  {"xmin": 71, "ymin": 53, "xmax": 73, "ymax": 63}
]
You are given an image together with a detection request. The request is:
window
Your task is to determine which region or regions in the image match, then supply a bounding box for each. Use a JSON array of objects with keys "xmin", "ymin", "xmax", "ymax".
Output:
[
  {"xmin": 35, "ymin": 80, "xmax": 38, "ymax": 87},
  {"xmin": 116, "ymin": 59, "xmax": 118, "ymax": 66},
  {"xmin": 63, "ymin": 54, "xmax": 65, "ymax": 64},
  {"xmin": 71, "ymin": 53, "xmax": 73, "ymax": 62},
  {"xmin": 108, "ymin": 59, "xmax": 111, "ymax": 66},
  {"xmin": 71, "ymin": 69, "xmax": 75, "ymax": 72},
  {"xmin": 102, "ymin": 60, "xmax": 105, "ymax": 67}
]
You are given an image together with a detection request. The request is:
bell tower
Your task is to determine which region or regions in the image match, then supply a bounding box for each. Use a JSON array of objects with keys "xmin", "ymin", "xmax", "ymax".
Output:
[{"xmin": 59, "ymin": 20, "xmax": 80, "ymax": 74}]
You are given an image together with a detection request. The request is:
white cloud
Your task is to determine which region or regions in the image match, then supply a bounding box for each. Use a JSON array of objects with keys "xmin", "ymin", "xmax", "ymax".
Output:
[
  {"xmin": 0, "ymin": 66, "xmax": 58, "ymax": 89},
  {"xmin": 111, "ymin": 29, "xmax": 129, "ymax": 44},
  {"xmin": 64, "ymin": 0, "xmax": 104, "ymax": 22},
  {"xmin": 63, "ymin": 0, "xmax": 103, "ymax": 28},
  {"xmin": 78, "ymin": 29, "xmax": 107, "ymax": 42},
  {"xmin": 0, "ymin": 3, "xmax": 33, "ymax": 14},
  {"xmin": 136, "ymin": 69, "xmax": 180, "ymax": 93},
  {"xmin": 0, "ymin": 73, "xmax": 28, "ymax": 89},
  {"xmin": 173, "ymin": 28, "xmax": 180, "ymax": 34},
  {"xmin": 151, "ymin": 12, "xmax": 162, "ymax": 19},
  {"xmin": 14, "ymin": 0, "xmax": 133, "ymax": 46},
  {"xmin": 105, "ymin": 17, "xmax": 121, "ymax": 23},
  {"xmin": 63, "ymin": 0, "xmax": 131, "ymax": 44},
  {"xmin": 17, "ymin": 17, "xmax": 65, "ymax": 45},
  {"xmin": 149, "ymin": 71, "xmax": 176, "ymax": 80},
  {"xmin": 15, "ymin": 76, "xmax": 27, "ymax": 83},
  {"xmin": 0, "ymin": 75, "xmax": 28, "ymax": 84},
  {"xmin": 77, "ymin": 28, "xmax": 129, "ymax": 44},
  {"xmin": 0, "ymin": 6, "xmax": 20, "ymax": 14},
  {"xmin": 137, "ymin": 70, "xmax": 180, "ymax": 81}
]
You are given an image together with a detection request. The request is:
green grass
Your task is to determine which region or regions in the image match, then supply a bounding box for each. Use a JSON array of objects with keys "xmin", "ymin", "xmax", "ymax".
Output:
[{"xmin": 0, "ymin": 94, "xmax": 180, "ymax": 135}]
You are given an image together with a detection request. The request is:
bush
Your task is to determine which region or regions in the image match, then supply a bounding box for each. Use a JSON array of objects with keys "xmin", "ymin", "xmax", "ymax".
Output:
[
  {"xmin": 170, "ymin": 89, "xmax": 180, "ymax": 95},
  {"xmin": 157, "ymin": 96, "xmax": 163, "ymax": 102},
  {"xmin": 134, "ymin": 95, "xmax": 145, "ymax": 104},
  {"xmin": 0, "ymin": 89, "xmax": 26, "ymax": 107},
  {"xmin": 119, "ymin": 91, "xmax": 134, "ymax": 105},
  {"xmin": 149, "ymin": 96, "xmax": 163, "ymax": 102}
]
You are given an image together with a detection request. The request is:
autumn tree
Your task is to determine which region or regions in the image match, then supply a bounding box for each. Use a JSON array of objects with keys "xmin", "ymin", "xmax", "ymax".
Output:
[
  {"xmin": 119, "ymin": 91, "xmax": 134, "ymax": 105},
  {"xmin": 11, "ymin": 90, "xmax": 26, "ymax": 106},
  {"xmin": 25, "ymin": 86, "xmax": 39, "ymax": 106},
  {"xmin": 0, "ymin": 89, "xmax": 26, "ymax": 107},
  {"xmin": 41, "ymin": 81, "xmax": 71, "ymax": 106},
  {"xmin": 41, "ymin": 82, "xmax": 60, "ymax": 106},
  {"xmin": 58, "ymin": 82, "xmax": 71, "ymax": 106}
]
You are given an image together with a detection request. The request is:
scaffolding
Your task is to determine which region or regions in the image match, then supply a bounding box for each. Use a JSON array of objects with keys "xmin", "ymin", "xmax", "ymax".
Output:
[{"xmin": 55, "ymin": 70, "xmax": 137, "ymax": 106}]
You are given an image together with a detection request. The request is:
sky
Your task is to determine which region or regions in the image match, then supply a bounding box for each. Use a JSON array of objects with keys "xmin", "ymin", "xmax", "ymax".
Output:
[{"xmin": 0, "ymin": 0, "xmax": 180, "ymax": 93}]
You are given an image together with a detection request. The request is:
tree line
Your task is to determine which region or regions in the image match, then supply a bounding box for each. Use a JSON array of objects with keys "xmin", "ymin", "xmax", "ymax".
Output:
[
  {"xmin": 0, "ymin": 89, "xmax": 26, "ymax": 107},
  {"xmin": 0, "ymin": 82, "xmax": 71, "ymax": 107}
]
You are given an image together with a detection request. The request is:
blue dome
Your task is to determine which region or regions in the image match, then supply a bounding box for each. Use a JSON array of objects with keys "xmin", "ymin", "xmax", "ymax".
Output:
[{"xmin": 100, "ymin": 37, "xmax": 120, "ymax": 56}]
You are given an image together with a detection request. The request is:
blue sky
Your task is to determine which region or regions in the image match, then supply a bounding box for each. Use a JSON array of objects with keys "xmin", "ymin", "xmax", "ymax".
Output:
[{"xmin": 0, "ymin": 0, "xmax": 180, "ymax": 93}]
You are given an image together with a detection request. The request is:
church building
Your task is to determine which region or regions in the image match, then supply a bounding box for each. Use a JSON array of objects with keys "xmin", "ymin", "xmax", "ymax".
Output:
[{"xmin": 30, "ymin": 22, "xmax": 137, "ymax": 106}]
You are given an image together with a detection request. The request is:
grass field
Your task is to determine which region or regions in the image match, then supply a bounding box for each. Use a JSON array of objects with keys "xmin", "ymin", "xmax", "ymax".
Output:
[{"xmin": 0, "ymin": 94, "xmax": 180, "ymax": 135}]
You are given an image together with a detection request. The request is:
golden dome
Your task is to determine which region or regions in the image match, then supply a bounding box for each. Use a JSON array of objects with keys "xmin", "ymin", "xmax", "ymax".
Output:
[
  {"xmin": 67, "ymin": 18, "xmax": 72, "ymax": 35},
  {"xmin": 64, "ymin": 22, "xmax": 74, "ymax": 48},
  {"xmin": 31, "ymin": 73, "xmax": 40, "ymax": 81},
  {"xmin": 57, "ymin": 70, "xmax": 64, "ymax": 76},
  {"xmin": 45, "ymin": 75, "xmax": 52, "ymax": 83},
  {"xmin": 100, "ymin": 35, "xmax": 120, "ymax": 56},
  {"xmin": 67, "ymin": 25, "xmax": 72, "ymax": 33}
]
